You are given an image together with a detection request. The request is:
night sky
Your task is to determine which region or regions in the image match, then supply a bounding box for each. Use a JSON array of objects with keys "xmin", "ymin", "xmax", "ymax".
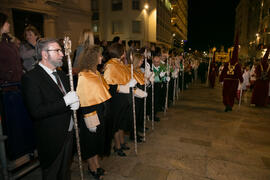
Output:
[{"xmin": 187, "ymin": 0, "xmax": 240, "ymax": 52}]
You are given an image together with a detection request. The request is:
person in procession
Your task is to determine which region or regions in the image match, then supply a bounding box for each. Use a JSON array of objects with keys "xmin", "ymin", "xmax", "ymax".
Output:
[
  {"xmin": 219, "ymin": 35, "xmax": 243, "ymax": 112},
  {"xmin": 251, "ymin": 46, "xmax": 270, "ymax": 106},
  {"xmin": 208, "ymin": 51, "xmax": 217, "ymax": 88},
  {"xmin": 152, "ymin": 47, "xmax": 169, "ymax": 116},
  {"xmin": 76, "ymin": 45, "xmax": 111, "ymax": 180},
  {"xmin": 103, "ymin": 43, "xmax": 136, "ymax": 156},
  {"xmin": 127, "ymin": 53, "xmax": 148, "ymax": 141},
  {"xmin": 21, "ymin": 38, "xmax": 79, "ymax": 180}
]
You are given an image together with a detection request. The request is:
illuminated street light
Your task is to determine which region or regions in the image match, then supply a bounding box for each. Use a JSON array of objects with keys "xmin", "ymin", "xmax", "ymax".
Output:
[
  {"xmin": 144, "ymin": 3, "xmax": 149, "ymax": 10},
  {"xmin": 256, "ymin": 33, "xmax": 259, "ymax": 37}
]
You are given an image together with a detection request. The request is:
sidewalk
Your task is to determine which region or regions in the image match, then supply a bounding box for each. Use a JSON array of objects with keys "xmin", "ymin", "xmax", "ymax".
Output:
[{"xmin": 21, "ymin": 83, "xmax": 270, "ymax": 180}]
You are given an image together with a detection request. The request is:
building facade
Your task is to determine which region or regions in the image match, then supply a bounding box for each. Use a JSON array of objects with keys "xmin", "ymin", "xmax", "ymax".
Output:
[
  {"xmin": 170, "ymin": 0, "xmax": 188, "ymax": 48},
  {"xmin": 0, "ymin": 0, "xmax": 92, "ymax": 51},
  {"xmin": 1, "ymin": 0, "xmax": 188, "ymax": 50},
  {"xmin": 235, "ymin": 0, "xmax": 266, "ymax": 59},
  {"xmin": 93, "ymin": 0, "xmax": 188, "ymax": 48}
]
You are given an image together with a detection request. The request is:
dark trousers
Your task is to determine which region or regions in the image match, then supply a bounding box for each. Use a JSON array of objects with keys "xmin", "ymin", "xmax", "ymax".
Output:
[{"xmin": 42, "ymin": 132, "xmax": 73, "ymax": 180}]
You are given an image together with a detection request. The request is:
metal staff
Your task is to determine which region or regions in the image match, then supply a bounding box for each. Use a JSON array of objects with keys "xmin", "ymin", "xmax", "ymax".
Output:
[
  {"xmin": 173, "ymin": 73, "xmax": 176, "ymax": 105},
  {"xmin": 63, "ymin": 37, "xmax": 84, "ymax": 180},
  {"xmin": 130, "ymin": 53, "xmax": 137, "ymax": 154},
  {"xmin": 143, "ymin": 49, "xmax": 147, "ymax": 142},
  {"xmin": 151, "ymin": 58, "xmax": 154, "ymax": 130},
  {"xmin": 181, "ymin": 59, "xmax": 185, "ymax": 98},
  {"xmin": 238, "ymin": 84, "xmax": 243, "ymax": 110},
  {"xmin": 164, "ymin": 57, "xmax": 169, "ymax": 114},
  {"xmin": 176, "ymin": 68, "xmax": 179, "ymax": 100},
  {"xmin": 206, "ymin": 56, "xmax": 212, "ymax": 87}
]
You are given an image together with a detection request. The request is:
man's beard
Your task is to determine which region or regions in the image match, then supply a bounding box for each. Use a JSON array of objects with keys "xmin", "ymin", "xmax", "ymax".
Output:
[{"xmin": 48, "ymin": 55, "xmax": 63, "ymax": 68}]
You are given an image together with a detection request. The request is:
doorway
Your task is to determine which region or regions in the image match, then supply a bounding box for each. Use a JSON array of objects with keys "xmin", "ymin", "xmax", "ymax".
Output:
[{"xmin": 12, "ymin": 9, "xmax": 44, "ymax": 41}]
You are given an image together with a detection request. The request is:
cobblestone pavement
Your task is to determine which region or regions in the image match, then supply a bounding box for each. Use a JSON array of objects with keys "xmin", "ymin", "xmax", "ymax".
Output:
[{"xmin": 21, "ymin": 82, "xmax": 270, "ymax": 180}]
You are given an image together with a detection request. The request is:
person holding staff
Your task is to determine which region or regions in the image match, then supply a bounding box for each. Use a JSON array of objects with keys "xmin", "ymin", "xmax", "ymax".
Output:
[
  {"xmin": 104, "ymin": 43, "xmax": 137, "ymax": 156},
  {"xmin": 76, "ymin": 45, "xmax": 112, "ymax": 180},
  {"xmin": 21, "ymin": 38, "xmax": 79, "ymax": 180}
]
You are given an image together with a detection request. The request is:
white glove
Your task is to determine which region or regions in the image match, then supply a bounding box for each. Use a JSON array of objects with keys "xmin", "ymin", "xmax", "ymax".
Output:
[
  {"xmin": 84, "ymin": 113, "xmax": 100, "ymax": 132},
  {"xmin": 119, "ymin": 84, "xmax": 130, "ymax": 94},
  {"xmin": 145, "ymin": 62, "xmax": 151, "ymax": 72},
  {"xmin": 128, "ymin": 78, "xmax": 137, "ymax": 87},
  {"xmin": 172, "ymin": 71, "xmax": 178, "ymax": 78},
  {"xmin": 166, "ymin": 77, "xmax": 171, "ymax": 82},
  {"xmin": 70, "ymin": 101, "xmax": 80, "ymax": 110},
  {"xmin": 63, "ymin": 91, "xmax": 79, "ymax": 106},
  {"xmin": 160, "ymin": 71, "xmax": 166, "ymax": 77},
  {"xmin": 134, "ymin": 88, "xmax": 148, "ymax": 98},
  {"xmin": 89, "ymin": 127, "xmax": 97, "ymax": 133},
  {"xmin": 147, "ymin": 51, "xmax": 151, "ymax": 58},
  {"xmin": 150, "ymin": 73, "xmax": 155, "ymax": 83},
  {"xmin": 145, "ymin": 69, "xmax": 152, "ymax": 79}
]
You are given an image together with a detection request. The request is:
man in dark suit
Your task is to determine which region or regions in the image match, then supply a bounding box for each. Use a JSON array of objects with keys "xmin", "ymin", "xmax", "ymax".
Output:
[{"xmin": 21, "ymin": 38, "xmax": 79, "ymax": 180}]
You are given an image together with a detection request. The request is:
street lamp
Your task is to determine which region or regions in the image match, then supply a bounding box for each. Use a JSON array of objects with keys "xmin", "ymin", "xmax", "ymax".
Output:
[
  {"xmin": 144, "ymin": 3, "xmax": 149, "ymax": 10},
  {"xmin": 143, "ymin": 3, "xmax": 149, "ymax": 46}
]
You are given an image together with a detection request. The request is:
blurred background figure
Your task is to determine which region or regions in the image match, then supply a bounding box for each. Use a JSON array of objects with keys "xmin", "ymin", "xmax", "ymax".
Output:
[
  {"xmin": 0, "ymin": 12, "xmax": 23, "ymax": 86},
  {"xmin": 73, "ymin": 29, "xmax": 94, "ymax": 71},
  {"xmin": 20, "ymin": 25, "xmax": 40, "ymax": 71}
]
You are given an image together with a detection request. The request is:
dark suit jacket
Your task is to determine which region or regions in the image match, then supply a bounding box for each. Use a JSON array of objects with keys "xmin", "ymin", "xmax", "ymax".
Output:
[{"xmin": 21, "ymin": 65, "xmax": 72, "ymax": 168}]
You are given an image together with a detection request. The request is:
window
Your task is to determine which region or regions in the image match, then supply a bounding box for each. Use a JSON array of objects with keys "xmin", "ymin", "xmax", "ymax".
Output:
[
  {"xmin": 92, "ymin": 12, "xmax": 99, "ymax": 20},
  {"xmin": 112, "ymin": 21, "xmax": 123, "ymax": 34},
  {"xmin": 93, "ymin": 24, "xmax": 99, "ymax": 33},
  {"xmin": 112, "ymin": 0, "xmax": 122, "ymax": 11},
  {"xmin": 132, "ymin": 0, "xmax": 140, "ymax": 10},
  {"xmin": 132, "ymin": 20, "xmax": 141, "ymax": 33},
  {"xmin": 91, "ymin": 0, "xmax": 99, "ymax": 10}
]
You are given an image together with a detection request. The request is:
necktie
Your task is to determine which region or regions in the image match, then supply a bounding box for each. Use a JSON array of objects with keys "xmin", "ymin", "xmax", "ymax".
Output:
[{"xmin": 52, "ymin": 71, "xmax": 66, "ymax": 95}]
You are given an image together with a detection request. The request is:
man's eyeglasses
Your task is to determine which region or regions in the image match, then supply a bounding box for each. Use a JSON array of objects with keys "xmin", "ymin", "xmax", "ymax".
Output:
[{"xmin": 47, "ymin": 49, "xmax": 63, "ymax": 53}]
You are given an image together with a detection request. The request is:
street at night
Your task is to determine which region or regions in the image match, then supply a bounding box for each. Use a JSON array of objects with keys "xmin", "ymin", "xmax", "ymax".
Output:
[
  {"xmin": 1, "ymin": 0, "xmax": 270, "ymax": 180},
  {"xmin": 20, "ymin": 82, "xmax": 270, "ymax": 180}
]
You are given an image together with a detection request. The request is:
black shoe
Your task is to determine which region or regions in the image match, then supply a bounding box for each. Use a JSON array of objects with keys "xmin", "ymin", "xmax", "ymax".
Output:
[
  {"xmin": 120, "ymin": 143, "xmax": 130, "ymax": 150},
  {"xmin": 88, "ymin": 168, "xmax": 103, "ymax": 180},
  {"xmin": 97, "ymin": 167, "xmax": 106, "ymax": 175},
  {"xmin": 225, "ymin": 106, "xmax": 232, "ymax": 112},
  {"xmin": 113, "ymin": 146, "xmax": 126, "ymax": 156}
]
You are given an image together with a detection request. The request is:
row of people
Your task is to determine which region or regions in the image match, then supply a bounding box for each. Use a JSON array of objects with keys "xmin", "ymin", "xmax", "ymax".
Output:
[
  {"xmin": 21, "ymin": 39, "xmax": 185, "ymax": 180},
  {"xmin": 1, "ymin": 12, "xmax": 189, "ymax": 180}
]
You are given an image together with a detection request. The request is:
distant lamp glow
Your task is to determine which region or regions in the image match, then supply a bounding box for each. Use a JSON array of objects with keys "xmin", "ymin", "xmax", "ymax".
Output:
[
  {"xmin": 172, "ymin": 33, "xmax": 176, "ymax": 37},
  {"xmin": 256, "ymin": 33, "xmax": 259, "ymax": 37},
  {"xmin": 144, "ymin": 3, "xmax": 149, "ymax": 10}
]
